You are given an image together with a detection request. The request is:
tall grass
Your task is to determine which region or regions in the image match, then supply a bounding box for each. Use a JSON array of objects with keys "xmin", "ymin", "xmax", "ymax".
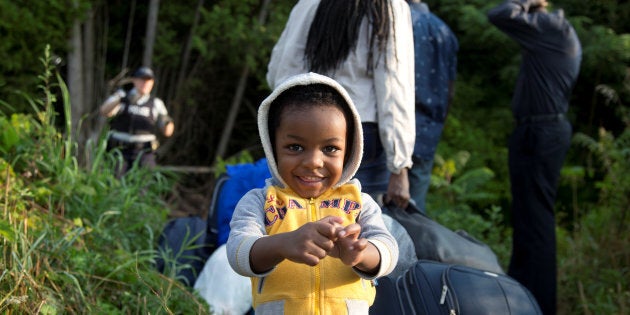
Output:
[{"xmin": 0, "ymin": 47, "xmax": 210, "ymax": 314}]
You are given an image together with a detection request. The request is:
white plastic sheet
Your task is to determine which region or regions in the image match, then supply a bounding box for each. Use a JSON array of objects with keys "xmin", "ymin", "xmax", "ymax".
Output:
[{"xmin": 194, "ymin": 245, "xmax": 252, "ymax": 315}]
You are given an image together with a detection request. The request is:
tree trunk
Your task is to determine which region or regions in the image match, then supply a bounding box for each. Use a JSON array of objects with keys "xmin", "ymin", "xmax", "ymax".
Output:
[
  {"xmin": 94, "ymin": 3, "xmax": 110, "ymax": 138},
  {"xmin": 173, "ymin": 0, "xmax": 204, "ymax": 101},
  {"xmin": 143, "ymin": 0, "xmax": 160, "ymax": 67},
  {"xmin": 82, "ymin": 8, "xmax": 95, "ymax": 137},
  {"xmin": 122, "ymin": 0, "xmax": 136, "ymax": 71},
  {"xmin": 67, "ymin": 14, "xmax": 84, "ymax": 146}
]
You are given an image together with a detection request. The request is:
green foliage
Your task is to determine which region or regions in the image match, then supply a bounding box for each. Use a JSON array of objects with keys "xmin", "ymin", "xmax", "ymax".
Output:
[
  {"xmin": 556, "ymin": 80, "xmax": 630, "ymax": 314},
  {"xmin": 0, "ymin": 47, "xmax": 210, "ymax": 314},
  {"xmin": 195, "ymin": 0, "xmax": 282, "ymax": 76},
  {"xmin": 573, "ymin": 18, "xmax": 630, "ymax": 86},
  {"xmin": 438, "ymin": 104, "xmax": 512, "ymax": 211},
  {"xmin": 213, "ymin": 149, "xmax": 255, "ymax": 178},
  {"xmin": 557, "ymin": 0, "xmax": 630, "ymax": 33},
  {"xmin": 0, "ymin": 114, "xmax": 28, "ymax": 153},
  {"xmin": 426, "ymin": 150, "xmax": 511, "ymax": 266},
  {"xmin": 0, "ymin": 0, "xmax": 89, "ymax": 110}
]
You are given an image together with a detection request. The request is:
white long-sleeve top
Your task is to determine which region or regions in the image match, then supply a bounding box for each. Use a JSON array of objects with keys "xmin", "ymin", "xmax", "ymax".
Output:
[{"xmin": 266, "ymin": 0, "xmax": 415, "ymax": 174}]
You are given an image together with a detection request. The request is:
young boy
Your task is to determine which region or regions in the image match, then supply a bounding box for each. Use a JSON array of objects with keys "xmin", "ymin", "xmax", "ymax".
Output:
[{"xmin": 226, "ymin": 72, "xmax": 398, "ymax": 314}]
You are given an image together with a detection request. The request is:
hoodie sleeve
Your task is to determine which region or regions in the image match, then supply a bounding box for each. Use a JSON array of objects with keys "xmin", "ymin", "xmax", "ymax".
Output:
[
  {"xmin": 353, "ymin": 191, "xmax": 399, "ymax": 279},
  {"xmin": 226, "ymin": 188, "xmax": 276, "ymax": 277}
]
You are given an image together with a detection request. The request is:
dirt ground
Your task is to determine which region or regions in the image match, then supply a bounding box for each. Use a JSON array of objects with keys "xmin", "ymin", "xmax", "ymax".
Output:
[{"xmin": 164, "ymin": 172, "xmax": 218, "ymax": 219}]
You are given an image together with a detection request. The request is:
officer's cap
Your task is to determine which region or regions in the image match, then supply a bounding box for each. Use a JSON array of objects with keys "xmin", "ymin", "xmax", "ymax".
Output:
[{"xmin": 132, "ymin": 66, "xmax": 155, "ymax": 79}]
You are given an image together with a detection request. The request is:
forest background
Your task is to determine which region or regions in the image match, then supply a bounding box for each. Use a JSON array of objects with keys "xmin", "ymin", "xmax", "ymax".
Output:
[{"xmin": 1, "ymin": 0, "xmax": 628, "ymax": 314}]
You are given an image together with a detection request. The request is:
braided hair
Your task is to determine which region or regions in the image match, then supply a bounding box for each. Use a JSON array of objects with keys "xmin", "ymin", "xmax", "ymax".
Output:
[{"xmin": 305, "ymin": 0, "xmax": 393, "ymax": 75}]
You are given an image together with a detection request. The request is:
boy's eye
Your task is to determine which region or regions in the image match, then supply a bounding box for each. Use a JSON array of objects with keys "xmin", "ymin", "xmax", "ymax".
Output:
[
  {"xmin": 323, "ymin": 146, "xmax": 340, "ymax": 153},
  {"xmin": 288, "ymin": 144, "xmax": 303, "ymax": 152}
]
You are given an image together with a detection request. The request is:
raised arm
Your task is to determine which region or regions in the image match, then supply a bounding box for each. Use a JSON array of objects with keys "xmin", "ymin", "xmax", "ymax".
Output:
[
  {"xmin": 99, "ymin": 89, "xmax": 126, "ymax": 117},
  {"xmin": 487, "ymin": 0, "xmax": 562, "ymax": 48}
]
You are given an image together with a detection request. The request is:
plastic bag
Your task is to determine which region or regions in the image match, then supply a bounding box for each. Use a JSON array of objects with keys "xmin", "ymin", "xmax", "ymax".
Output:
[{"xmin": 194, "ymin": 245, "xmax": 252, "ymax": 314}]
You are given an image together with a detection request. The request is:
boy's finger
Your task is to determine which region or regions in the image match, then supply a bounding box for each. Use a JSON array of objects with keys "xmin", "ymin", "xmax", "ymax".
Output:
[
  {"xmin": 321, "ymin": 215, "xmax": 343, "ymax": 226},
  {"xmin": 314, "ymin": 235, "xmax": 335, "ymax": 252},
  {"xmin": 341, "ymin": 223, "xmax": 361, "ymax": 238},
  {"xmin": 316, "ymin": 216, "xmax": 343, "ymax": 238}
]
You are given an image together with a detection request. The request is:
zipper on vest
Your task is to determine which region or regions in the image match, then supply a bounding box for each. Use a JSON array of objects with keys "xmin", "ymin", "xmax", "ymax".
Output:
[
  {"xmin": 257, "ymin": 276, "xmax": 265, "ymax": 294},
  {"xmin": 309, "ymin": 197, "xmax": 322, "ymax": 315}
]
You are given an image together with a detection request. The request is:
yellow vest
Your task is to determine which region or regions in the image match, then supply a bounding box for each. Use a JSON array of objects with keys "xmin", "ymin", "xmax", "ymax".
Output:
[{"xmin": 252, "ymin": 184, "xmax": 376, "ymax": 314}]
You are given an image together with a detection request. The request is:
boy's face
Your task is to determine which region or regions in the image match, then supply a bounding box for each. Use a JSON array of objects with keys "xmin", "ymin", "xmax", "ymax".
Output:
[{"xmin": 274, "ymin": 104, "xmax": 347, "ymax": 199}]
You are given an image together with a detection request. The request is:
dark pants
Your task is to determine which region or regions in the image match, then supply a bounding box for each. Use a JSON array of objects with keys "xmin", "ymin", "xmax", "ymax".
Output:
[
  {"xmin": 409, "ymin": 156, "xmax": 433, "ymax": 213},
  {"xmin": 107, "ymin": 138, "xmax": 156, "ymax": 177},
  {"xmin": 507, "ymin": 119, "xmax": 571, "ymax": 315},
  {"xmin": 354, "ymin": 123, "xmax": 389, "ymax": 198}
]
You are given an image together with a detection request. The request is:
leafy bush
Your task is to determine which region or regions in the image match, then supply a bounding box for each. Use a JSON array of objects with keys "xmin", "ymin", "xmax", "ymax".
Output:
[
  {"xmin": 557, "ymin": 82, "xmax": 630, "ymax": 315},
  {"xmin": 0, "ymin": 47, "xmax": 210, "ymax": 314}
]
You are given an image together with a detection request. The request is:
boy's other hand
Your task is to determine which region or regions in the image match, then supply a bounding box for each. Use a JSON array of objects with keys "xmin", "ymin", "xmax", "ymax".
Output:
[
  {"xmin": 281, "ymin": 216, "xmax": 343, "ymax": 266},
  {"xmin": 329, "ymin": 223, "xmax": 368, "ymax": 265}
]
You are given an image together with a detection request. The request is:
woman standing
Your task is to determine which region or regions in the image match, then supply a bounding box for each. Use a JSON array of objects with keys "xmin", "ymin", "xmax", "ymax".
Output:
[{"xmin": 267, "ymin": 0, "xmax": 415, "ymax": 209}]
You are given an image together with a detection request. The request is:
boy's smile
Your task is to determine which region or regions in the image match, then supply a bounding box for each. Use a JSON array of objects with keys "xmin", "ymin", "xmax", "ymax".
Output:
[{"xmin": 274, "ymin": 104, "xmax": 347, "ymax": 199}]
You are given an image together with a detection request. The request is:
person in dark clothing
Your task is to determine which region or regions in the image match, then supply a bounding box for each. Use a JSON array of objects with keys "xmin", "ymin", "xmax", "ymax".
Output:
[
  {"xmin": 407, "ymin": 0, "xmax": 458, "ymax": 213},
  {"xmin": 100, "ymin": 66, "xmax": 174, "ymax": 176},
  {"xmin": 487, "ymin": 0, "xmax": 582, "ymax": 314}
]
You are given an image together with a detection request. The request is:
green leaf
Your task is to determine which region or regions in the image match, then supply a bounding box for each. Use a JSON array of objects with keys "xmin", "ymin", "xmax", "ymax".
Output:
[
  {"xmin": 0, "ymin": 219, "xmax": 15, "ymax": 242},
  {"xmin": 0, "ymin": 116, "xmax": 19, "ymax": 151}
]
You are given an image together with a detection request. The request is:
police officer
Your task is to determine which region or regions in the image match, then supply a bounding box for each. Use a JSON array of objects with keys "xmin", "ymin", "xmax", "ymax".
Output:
[{"xmin": 100, "ymin": 66, "xmax": 174, "ymax": 175}]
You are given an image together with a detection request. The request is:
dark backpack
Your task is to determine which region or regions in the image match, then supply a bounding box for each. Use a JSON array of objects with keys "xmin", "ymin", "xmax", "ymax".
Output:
[{"xmin": 155, "ymin": 215, "xmax": 213, "ymax": 286}]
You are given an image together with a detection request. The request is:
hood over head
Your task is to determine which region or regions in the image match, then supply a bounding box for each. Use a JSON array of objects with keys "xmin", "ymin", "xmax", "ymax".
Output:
[{"xmin": 258, "ymin": 72, "xmax": 364, "ymax": 190}]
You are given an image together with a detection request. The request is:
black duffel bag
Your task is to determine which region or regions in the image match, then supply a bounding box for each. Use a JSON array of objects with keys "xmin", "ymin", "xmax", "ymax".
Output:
[
  {"xmin": 381, "ymin": 202, "xmax": 504, "ymax": 274},
  {"xmin": 392, "ymin": 260, "xmax": 542, "ymax": 315}
]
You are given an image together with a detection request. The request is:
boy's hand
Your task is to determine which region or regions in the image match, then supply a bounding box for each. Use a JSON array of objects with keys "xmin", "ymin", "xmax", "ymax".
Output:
[
  {"xmin": 328, "ymin": 223, "xmax": 369, "ymax": 266},
  {"xmin": 281, "ymin": 216, "xmax": 343, "ymax": 266}
]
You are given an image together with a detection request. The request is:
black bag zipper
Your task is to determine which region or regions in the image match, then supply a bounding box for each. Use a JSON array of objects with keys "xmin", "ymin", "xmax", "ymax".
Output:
[{"xmin": 440, "ymin": 265, "xmax": 459, "ymax": 315}]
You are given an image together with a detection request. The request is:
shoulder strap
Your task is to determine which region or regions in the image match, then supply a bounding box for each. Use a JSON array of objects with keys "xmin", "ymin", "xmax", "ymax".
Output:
[
  {"xmin": 147, "ymin": 96, "xmax": 156, "ymax": 121},
  {"xmin": 120, "ymin": 95, "xmax": 131, "ymax": 115}
]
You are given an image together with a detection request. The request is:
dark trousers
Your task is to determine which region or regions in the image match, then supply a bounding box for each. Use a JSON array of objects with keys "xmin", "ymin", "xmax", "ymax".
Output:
[
  {"xmin": 354, "ymin": 123, "xmax": 389, "ymax": 197},
  {"xmin": 107, "ymin": 138, "xmax": 156, "ymax": 177},
  {"xmin": 507, "ymin": 119, "xmax": 571, "ymax": 315}
]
